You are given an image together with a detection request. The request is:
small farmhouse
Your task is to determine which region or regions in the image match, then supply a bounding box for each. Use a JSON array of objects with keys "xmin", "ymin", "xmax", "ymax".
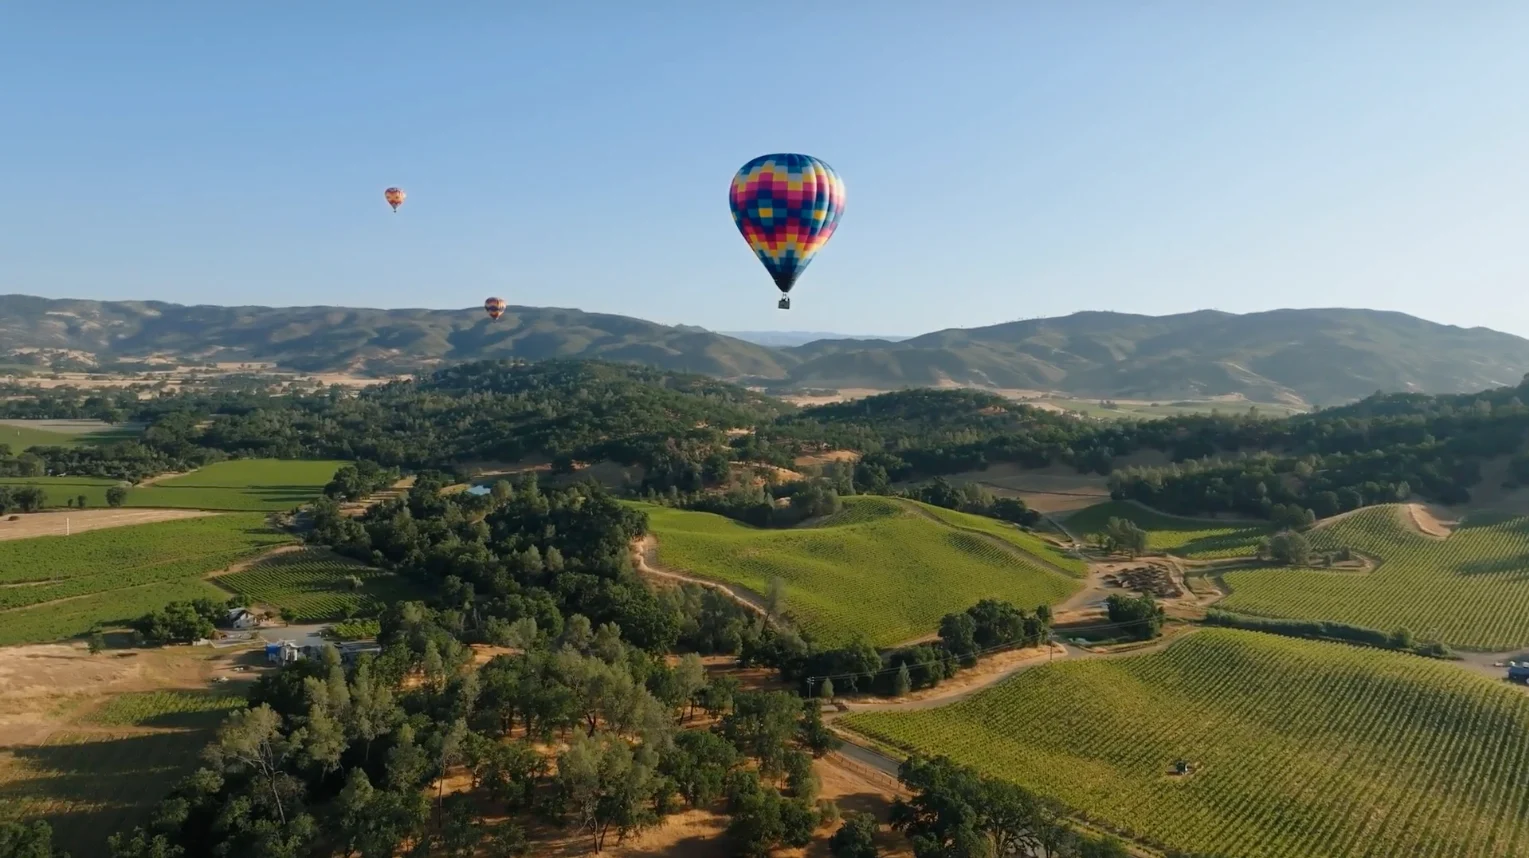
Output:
[{"xmin": 227, "ymin": 607, "xmax": 259, "ymax": 630}]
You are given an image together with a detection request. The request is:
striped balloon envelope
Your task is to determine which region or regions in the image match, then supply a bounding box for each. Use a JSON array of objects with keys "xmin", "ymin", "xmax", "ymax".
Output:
[
  {"xmin": 384, "ymin": 187, "xmax": 406, "ymax": 212},
  {"xmin": 729, "ymin": 154, "xmax": 845, "ymax": 302}
]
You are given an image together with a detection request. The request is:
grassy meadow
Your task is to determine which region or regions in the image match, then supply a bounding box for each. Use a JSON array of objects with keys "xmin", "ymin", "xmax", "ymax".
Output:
[
  {"xmin": 1221, "ymin": 504, "xmax": 1529, "ymax": 650},
  {"xmin": 0, "ymin": 514, "xmax": 291, "ymax": 645},
  {"xmin": 219, "ymin": 547, "xmax": 418, "ymax": 622},
  {"xmin": 0, "ymin": 459, "xmax": 344, "ymax": 511},
  {"xmin": 0, "ymin": 419, "xmax": 142, "ymax": 451},
  {"xmin": 1066, "ymin": 500, "xmax": 1274, "ymax": 558},
  {"xmin": 638, "ymin": 496, "xmax": 1080, "ymax": 647},
  {"xmin": 843, "ymin": 628, "xmax": 1529, "ymax": 858}
]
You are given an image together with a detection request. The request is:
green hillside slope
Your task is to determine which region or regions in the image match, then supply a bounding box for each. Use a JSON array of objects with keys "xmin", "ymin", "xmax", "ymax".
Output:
[
  {"xmin": 843, "ymin": 628, "xmax": 1529, "ymax": 858},
  {"xmin": 639, "ymin": 496, "xmax": 1080, "ymax": 646},
  {"xmin": 1220, "ymin": 504, "xmax": 1529, "ymax": 650}
]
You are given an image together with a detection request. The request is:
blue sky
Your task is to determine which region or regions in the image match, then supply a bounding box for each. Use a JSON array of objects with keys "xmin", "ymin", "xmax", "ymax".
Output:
[{"xmin": 2, "ymin": 3, "xmax": 1526, "ymax": 337}]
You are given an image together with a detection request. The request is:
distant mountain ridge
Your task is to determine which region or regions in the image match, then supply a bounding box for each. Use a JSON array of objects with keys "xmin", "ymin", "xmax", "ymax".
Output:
[
  {"xmin": 4, "ymin": 294, "xmax": 1528, "ymax": 407},
  {"xmin": 721, "ymin": 330, "xmax": 912, "ymax": 347}
]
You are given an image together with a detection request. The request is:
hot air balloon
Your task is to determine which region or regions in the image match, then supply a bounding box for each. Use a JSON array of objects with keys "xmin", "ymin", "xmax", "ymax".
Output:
[
  {"xmin": 484, "ymin": 297, "xmax": 506, "ymax": 321},
  {"xmin": 384, "ymin": 187, "xmax": 406, "ymax": 212},
  {"xmin": 729, "ymin": 154, "xmax": 845, "ymax": 310}
]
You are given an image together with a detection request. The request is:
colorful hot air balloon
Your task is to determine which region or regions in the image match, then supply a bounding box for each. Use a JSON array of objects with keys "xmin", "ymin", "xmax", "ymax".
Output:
[
  {"xmin": 484, "ymin": 297, "xmax": 506, "ymax": 321},
  {"xmin": 729, "ymin": 153, "xmax": 845, "ymax": 309},
  {"xmin": 384, "ymin": 187, "xmax": 406, "ymax": 212}
]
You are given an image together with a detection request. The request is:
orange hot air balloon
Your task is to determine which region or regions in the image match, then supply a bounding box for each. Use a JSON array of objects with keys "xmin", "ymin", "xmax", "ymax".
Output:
[
  {"xmin": 484, "ymin": 297, "xmax": 507, "ymax": 321},
  {"xmin": 384, "ymin": 187, "xmax": 406, "ymax": 212}
]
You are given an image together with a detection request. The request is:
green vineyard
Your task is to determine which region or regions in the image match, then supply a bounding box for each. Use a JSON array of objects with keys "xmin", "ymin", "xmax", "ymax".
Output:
[
  {"xmin": 1221, "ymin": 504, "xmax": 1529, "ymax": 650},
  {"xmin": 1066, "ymin": 500, "xmax": 1273, "ymax": 558},
  {"xmin": 637, "ymin": 496, "xmax": 1080, "ymax": 647},
  {"xmin": 88, "ymin": 689, "xmax": 247, "ymax": 728},
  {"xmin": 219, "ymin": 548, "xmax": 417, "ymax": 622},
  {"xmin": 842, "ymin": 628, "xmax": 1529, "ymax": 858},
  {"xmin": 0, "ymin": 459, "xmax": 343, "ymax": 511},
  {"xmin": 909, "ymin": 501, "xmax": 1086, "ymax": 577},
  {"xmin": 0, "ymin": 515, "xmax": 291, "ymax": 645}
]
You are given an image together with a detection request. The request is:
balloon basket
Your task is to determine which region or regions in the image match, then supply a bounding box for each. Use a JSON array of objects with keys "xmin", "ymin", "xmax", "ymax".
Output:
[{"xmin": 777, "ymin": 297, "xmax": 791, "ymax": 310}]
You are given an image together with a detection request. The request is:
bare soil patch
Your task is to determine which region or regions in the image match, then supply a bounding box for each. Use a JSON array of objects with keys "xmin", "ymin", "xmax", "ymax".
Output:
[
  {"xmin": 793, "ymin": 449, "xmax": 862, "ymax": 468},
  {"xmin": 1407, "ymin": 503, "xmax": 1457, "ymax": 538},
  {"xmin": 775, "ymin": 387, "xmax": 893, "ymax": 407},
  {"xmin": 837, "ymin": 645, "xmax": 1063, "ymax": 712},
  {"xmin": 0, "ymin": 508, "xmax": 220, "ymax": 542},
  {"xmin": 0, "ymin": 644, "xmax": 236, "ymax": 747}
]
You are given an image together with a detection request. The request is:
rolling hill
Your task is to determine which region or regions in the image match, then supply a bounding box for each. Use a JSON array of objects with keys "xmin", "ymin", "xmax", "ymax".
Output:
[
  {"xmin": 0, "ymin": 294, "xmax": 791, "ymax": 379},
  {"xmin": 6, "ymin": 295, "xmax": 1529, "ymax": 406},
  {"xmin": 783, "ymin": 308, "xmax": 1529, "ymax": 406}
]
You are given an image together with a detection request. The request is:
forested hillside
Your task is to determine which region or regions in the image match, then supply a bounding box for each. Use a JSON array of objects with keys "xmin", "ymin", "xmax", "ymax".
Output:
[{"xmin": 6, "ymin": 357, "xmax": 1529, "ymax": 524}]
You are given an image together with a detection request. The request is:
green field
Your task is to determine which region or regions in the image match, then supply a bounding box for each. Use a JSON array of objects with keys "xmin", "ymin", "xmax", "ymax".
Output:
[
  {"xmin": 1220, "ymin": 504, "xmax": 1529, "ymax": 650},
  {"xmin": 0, "ymin": 419, "xmax": 142, "ymax": 451},
  {"xmin": 1066, "ymin": 500, "xmax": 1273, "ymax": 558},
  {"xmin": 0, "ymin": 475, "xmax": 123, "ymax": 508},
  {"xmin": 0, "ymin": 514, "xmax": 292, "ymax": 645},
  {"xmin": 220, "ymin": 547, "xmax": 418, "ymax": 621},
  {"xmin": 0, "ymin": 459, "xmax": 344, "ymax": 511},
  {"xmin": 912, "ymin": 501, "xmax": 1087, "ymax": 577},
  {"xmin": 638, "ymin": 496, "xmax": 1080, "ymax": 647},
  {"xmin": 843, "ymin": 628, "xmax": 1529, "ymax": 858},
  {"xmin": 130, "ymin": 459, "xmax": 344, "ymax": 510}
]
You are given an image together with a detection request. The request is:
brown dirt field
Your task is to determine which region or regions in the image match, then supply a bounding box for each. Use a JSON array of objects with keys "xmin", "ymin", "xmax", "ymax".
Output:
[
  {"xmin": 0, "ymin": 508, "xmax": 221, "ymax": 542},
  {"xmin": 793, "ymin": 449, "xmax": 862, "ymax": 468},
  {"xmin": 746, "ymin": 463, "xmax": 806, "ymax": 484},
  {"xmin": 134, "ymin": 470, "xmax": 190, "ymax": 486},
  {"xmin": 776, "ymin": 387, "xmax": 902, "ymax": 407},
  {"xmin": 1407, "ymin": 502, "xmax": 1457, "ymax": 538},
  {"xmin": 0, "ymin": 644, "xmax": 243, "ymax": 747}
]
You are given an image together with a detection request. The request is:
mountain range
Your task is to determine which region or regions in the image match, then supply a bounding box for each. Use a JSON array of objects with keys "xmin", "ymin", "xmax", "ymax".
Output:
[
  {"xmin": 5, "ymin": 294, "xmax": 1529, "ymax": 407},
  {"xmin": 720, "ymin": 331, "xmax": 912, "ymax": 347}
]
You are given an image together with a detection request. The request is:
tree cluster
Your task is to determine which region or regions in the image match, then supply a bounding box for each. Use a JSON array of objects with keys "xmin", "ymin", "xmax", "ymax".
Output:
[
  {"xmin": 0, "ymin": 484, "xmax": 47, "ymax": 514},
  {"xmin": 1104, "ymin": 594, "xmax": 1165, "ymax": 641},
  {"xmin": 892, "ymin": 755, "xmax": 1133, "ymax": 858},
  {"xmin": 323, "ymin": 461, "xmax": 401, "ymax": 502},
  {"xmin": 131, "ymin": 598, "xmax": 232, "ymax": 645}
]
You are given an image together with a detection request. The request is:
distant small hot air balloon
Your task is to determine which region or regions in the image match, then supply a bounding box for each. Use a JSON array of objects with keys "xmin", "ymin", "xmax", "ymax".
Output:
[
  {"xmin": 384, "ymin": 187, "xmax": 406, "ymax": 213},
  {"xmin": 729, "ymin": 154, "xmax": 845, "ymax": 310},
  {"xmin": 484, "ymin": 297, "xmax": 507, "ymax": 321}
]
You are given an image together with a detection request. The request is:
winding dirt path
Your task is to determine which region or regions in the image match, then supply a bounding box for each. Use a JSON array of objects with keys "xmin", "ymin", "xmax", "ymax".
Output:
[{"xmin": 630, "ymin": 536, "xmax": 772, "ymax": 619}]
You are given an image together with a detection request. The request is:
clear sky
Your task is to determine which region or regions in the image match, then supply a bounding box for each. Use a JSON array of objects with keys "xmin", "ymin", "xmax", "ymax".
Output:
[{"xmin": 2, "ymin": 3, "xmax": 1526, "ymax": 337}]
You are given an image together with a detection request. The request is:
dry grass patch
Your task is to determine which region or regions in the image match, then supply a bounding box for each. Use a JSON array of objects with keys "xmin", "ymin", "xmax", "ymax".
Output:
[{"xmin": 0, "ymin": 509, "xmax": 219, "ymax": 542}]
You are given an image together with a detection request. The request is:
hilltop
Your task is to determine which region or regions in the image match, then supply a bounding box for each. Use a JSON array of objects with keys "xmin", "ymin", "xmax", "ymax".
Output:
[
  {"xmin": 6, "ymin": 295, "xmax": 1529, "ymax": 407},
  {"xmin": 0, "ymin": 294, "xmax": 790, "ymax": 380},
  {"xmin": 782, "ymin": 308, "xmax": 1529, "ymax": 406}
]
